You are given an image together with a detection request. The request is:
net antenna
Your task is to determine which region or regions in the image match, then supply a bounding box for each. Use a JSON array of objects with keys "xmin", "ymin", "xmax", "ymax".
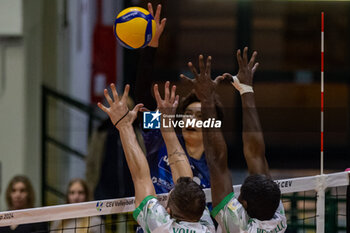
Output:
[
  {"xmin": 347, "ymin": 180, "xmax": 350, "ymax": 233},
  {"xmin": 316, "ymin": 12, "xmax": 326, "ymax": 233}
]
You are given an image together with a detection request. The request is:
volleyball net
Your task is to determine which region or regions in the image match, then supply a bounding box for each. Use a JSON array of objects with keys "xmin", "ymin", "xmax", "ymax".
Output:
[{"xmin": 0, "ymin": 171, "xmax": 348, "ymax": 233}]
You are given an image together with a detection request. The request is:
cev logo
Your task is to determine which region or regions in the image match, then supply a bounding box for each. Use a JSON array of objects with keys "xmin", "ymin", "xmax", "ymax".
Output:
[{"xmin": 96, "ymin": 201, "xmax": 103, "ymax": 211}]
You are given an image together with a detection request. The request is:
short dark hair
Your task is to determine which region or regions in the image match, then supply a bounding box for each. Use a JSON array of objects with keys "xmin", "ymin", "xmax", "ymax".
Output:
[
  {"xmin": 240, "ymin": 174, "xmax": 281, "ymax": 220},
  {"xmin": 168, "ymin": 177, "xmax": 206, "ymax": 221},
  {"xmin": 178, "ymin": 91, "xmax": 224, "ymax": 122}
]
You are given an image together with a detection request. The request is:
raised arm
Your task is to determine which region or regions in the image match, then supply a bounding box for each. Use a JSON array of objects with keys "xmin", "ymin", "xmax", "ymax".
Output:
[
  {"xmin": 98, "ymin": 84, "xmax": 156, "ymax": 207},
  {"xmin": 180, "ymin": 55, "xmax": 232, "ymax": 207},
  {"xmin": 153, "ymin": 81, "xmax": 193, "ymax": 182},
  {"xmin": 147, "ymin": 3, "xmax": 166, "ymax": 48},
  {"xmin": 135, "ymin": 3, "xmax": 166, "ymax": 112},
  {"xmin": 224, "ymin": 47, "xmax": 269, "ymax": 177}
]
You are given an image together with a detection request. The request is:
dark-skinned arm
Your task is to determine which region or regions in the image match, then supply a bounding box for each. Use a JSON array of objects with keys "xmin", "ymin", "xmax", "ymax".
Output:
[
  {"xmin": 241, "ymin": 93, "xmax": 269, "ymax": 177},
  {"xmin": 180, "ymin": 55, "xmax": 232, "ymax": 208},
  {"xmin": 135, "ymin": 3, "xmax": 166, "ymax": 116},
  {"xmin": 224, "ymin": 47, "xmax": 269, "ymax": 177},
  {"xmin": 201, "ymin": 96, "xmax": 233, "ymax": 207}
]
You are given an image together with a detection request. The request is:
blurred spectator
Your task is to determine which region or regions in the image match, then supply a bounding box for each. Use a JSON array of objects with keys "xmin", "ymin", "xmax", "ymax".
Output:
[
  {"xmin": 50, "ymin": 178, "xmax": 105, "ymax": 233},
  {"xmin": 0, "ymin": 175, "xmax": 48, "ymax": 232}
]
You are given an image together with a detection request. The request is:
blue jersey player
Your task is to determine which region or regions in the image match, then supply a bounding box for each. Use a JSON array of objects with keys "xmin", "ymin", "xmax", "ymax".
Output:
[{"xmin": 135, "ymin": 3, "xmax": 221, "ymax": 194}]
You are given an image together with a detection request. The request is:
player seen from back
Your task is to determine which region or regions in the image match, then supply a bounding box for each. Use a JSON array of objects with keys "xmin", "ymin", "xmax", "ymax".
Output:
[
  {"xmin": 98, "ymin": 83, "xmax": 215, "ymax": 233},
  {"xmin": 181, "ymin": 48, "xmax": 287, "ymax": 233}
]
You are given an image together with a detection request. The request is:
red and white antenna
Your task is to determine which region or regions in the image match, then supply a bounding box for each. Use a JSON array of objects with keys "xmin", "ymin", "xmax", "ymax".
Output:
[{"xmin": 320, "ymin": 12, "xmax": 324, "ymax": 175}]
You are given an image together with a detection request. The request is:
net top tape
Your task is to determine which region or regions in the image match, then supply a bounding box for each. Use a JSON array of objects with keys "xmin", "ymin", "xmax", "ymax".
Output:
[{"xmin": 0, "ymin": 171, "xmax": 348, "ymax": 227}]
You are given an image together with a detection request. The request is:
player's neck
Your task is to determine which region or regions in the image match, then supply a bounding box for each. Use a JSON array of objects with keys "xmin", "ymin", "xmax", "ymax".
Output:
[{"xmin": 185, "ymin": 141, "xmax": 204, "ymax": 160}]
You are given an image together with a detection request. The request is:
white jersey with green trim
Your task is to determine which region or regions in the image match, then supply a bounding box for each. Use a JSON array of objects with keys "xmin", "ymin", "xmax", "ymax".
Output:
[
  {"xmin": 212, "ymin": 193, "xmax": 287, "ymax": 233},
  {"xmin": 134, "ymin": 196, "xmax": 215, "ymax": 233}
]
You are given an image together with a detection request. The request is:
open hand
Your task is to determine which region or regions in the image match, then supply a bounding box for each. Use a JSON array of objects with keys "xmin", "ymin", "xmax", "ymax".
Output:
[
  {"xmin": 147, "ymin": 3, "xmax": 166, "ymax": 48},
  {"xmin": 97, "ymin": 84, "xmax": 143, "ymax": 129},
  {"xmin": 223, "ymin": 47, "xmax": 259, "ymax": 87},
  {"xmin": 180, "ymin": 55, "xmax": 223, "ymax": 101},
  {"xmin": 154, "ymin": 81, "xmax": 179, "ymax": 117}
]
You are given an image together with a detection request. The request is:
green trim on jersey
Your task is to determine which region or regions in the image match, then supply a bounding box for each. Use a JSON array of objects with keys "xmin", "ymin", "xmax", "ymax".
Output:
[
  {"xmin": 133, "ymin": 195, "xmax": 157, "ymax": 221},
  {"xmin": 211, "ymin": 192, "xmax": 235, "ymax": 218}
]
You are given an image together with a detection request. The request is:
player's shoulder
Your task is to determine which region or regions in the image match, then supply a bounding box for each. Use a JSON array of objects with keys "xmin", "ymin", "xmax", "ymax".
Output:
[
  {"xmin": 248, "ymin": 218, "xmax": 287, "ymax": 233},
  {"xmin": 248, "ymin": 202, "xmax": 287, "ymax": 233},
  {"xmin": 171, "ymin": 221, "xmax": 215, "ymax": 233}
]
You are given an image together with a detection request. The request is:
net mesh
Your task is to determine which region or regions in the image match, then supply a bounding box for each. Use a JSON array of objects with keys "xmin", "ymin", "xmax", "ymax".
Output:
[
  {"xmin": 280, "ymin": 186, "xmax": 347, "ymax": 233},
  {"xmin": 0, "ymin": 172, "xmax": 348, "ymax": 233},
  {"xmin": 49, "ymin": 213, "xmax": 137, "ymax": 233},
  {"xmin": 282, "ymin": 190, "xmax": 317, "ymax": 232}
]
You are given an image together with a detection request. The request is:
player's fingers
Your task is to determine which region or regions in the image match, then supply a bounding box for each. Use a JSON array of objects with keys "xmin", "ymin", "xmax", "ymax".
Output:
[
  {"xmin": 205, "ymin": 56, "xmax": 212, "ymax": 75},
  {"xmin": 214, "ymin": 75, "xmax": 224, "ymax": 85},
  {"xmin": 164, "ymin": 81, "xmax": 170, "ymax": 101},
  {"xmin": 248, "ymin": 51, "xmax": 257, "ymax": 70},
  {"xmin": 104, "ymin": 89, "xmax": 114, "ymax": 106},
  {"xmin": 110, "ymin": 83, "xmax": 119, "ymax": 102},
  {"xmin": 97, "ymin": 102, "xmax": 108, "ymax": 113},
  {"xmin": 180, "ymin": 74, "xmax": 193, "ymax": 83},
  {"xmin": 173, "ymin": 95, "xmax": 179, "ymax": 108},
  {"xmin": 147, "ymin": 3, "xmax": 154, "ymax": 18},
  {"xmin": 188, "ymin": 62, "xmax": 199, "ymax": 77},
  {"xmin": 243, "ymin": 47, "xmax": 248, "ymax": 64},
  {"xmin": 121, "ymin": 84, "xmax": 130, "ymax": 102},
  {"xmin": 180, "ymin": 74, "xmax": 194, "ymax": 88},
  {"xmin": 156, "ymin": 18, "xmax": 166, "ymax": 36},
  {"xmin": 222, "ymin": 73, "xmax": 234, "ymax": 81},
  {"xmin": 133, "ymin": 103, "xmax": 144, "ymax": 113},
  {"xmin": 252, "ymin": 62, "xmax": 259, "ymax": 75},
  {"xmin": 153, "ymin": 84, "xmax": 162, "ymax": 104},
  {"xmin": 236, "ymin": 49, "xmax": 243, "ymax": 68},
  {"xmin": 160, "ymin": 18, "xmax": 167, "ymax": 30},
  {"xmin": 140, "ymin": 106, "xmax": 151, "ymax": 112},
  {"xmin": 154, "ymin": 4, "xmax": 161, "ymax": 23},
  {"xmin": 170, "ymin": 85, "xmax": 176, "ymax": 103},
  {"xmin": 198, "ymin": 55, "xmax": 205, "ymax": 75}
]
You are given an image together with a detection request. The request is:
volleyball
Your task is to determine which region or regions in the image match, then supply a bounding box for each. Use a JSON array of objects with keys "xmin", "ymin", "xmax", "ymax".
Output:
[{"xmin": 114, "ymin": 7, "xmax": 156, "ymax": 49}]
